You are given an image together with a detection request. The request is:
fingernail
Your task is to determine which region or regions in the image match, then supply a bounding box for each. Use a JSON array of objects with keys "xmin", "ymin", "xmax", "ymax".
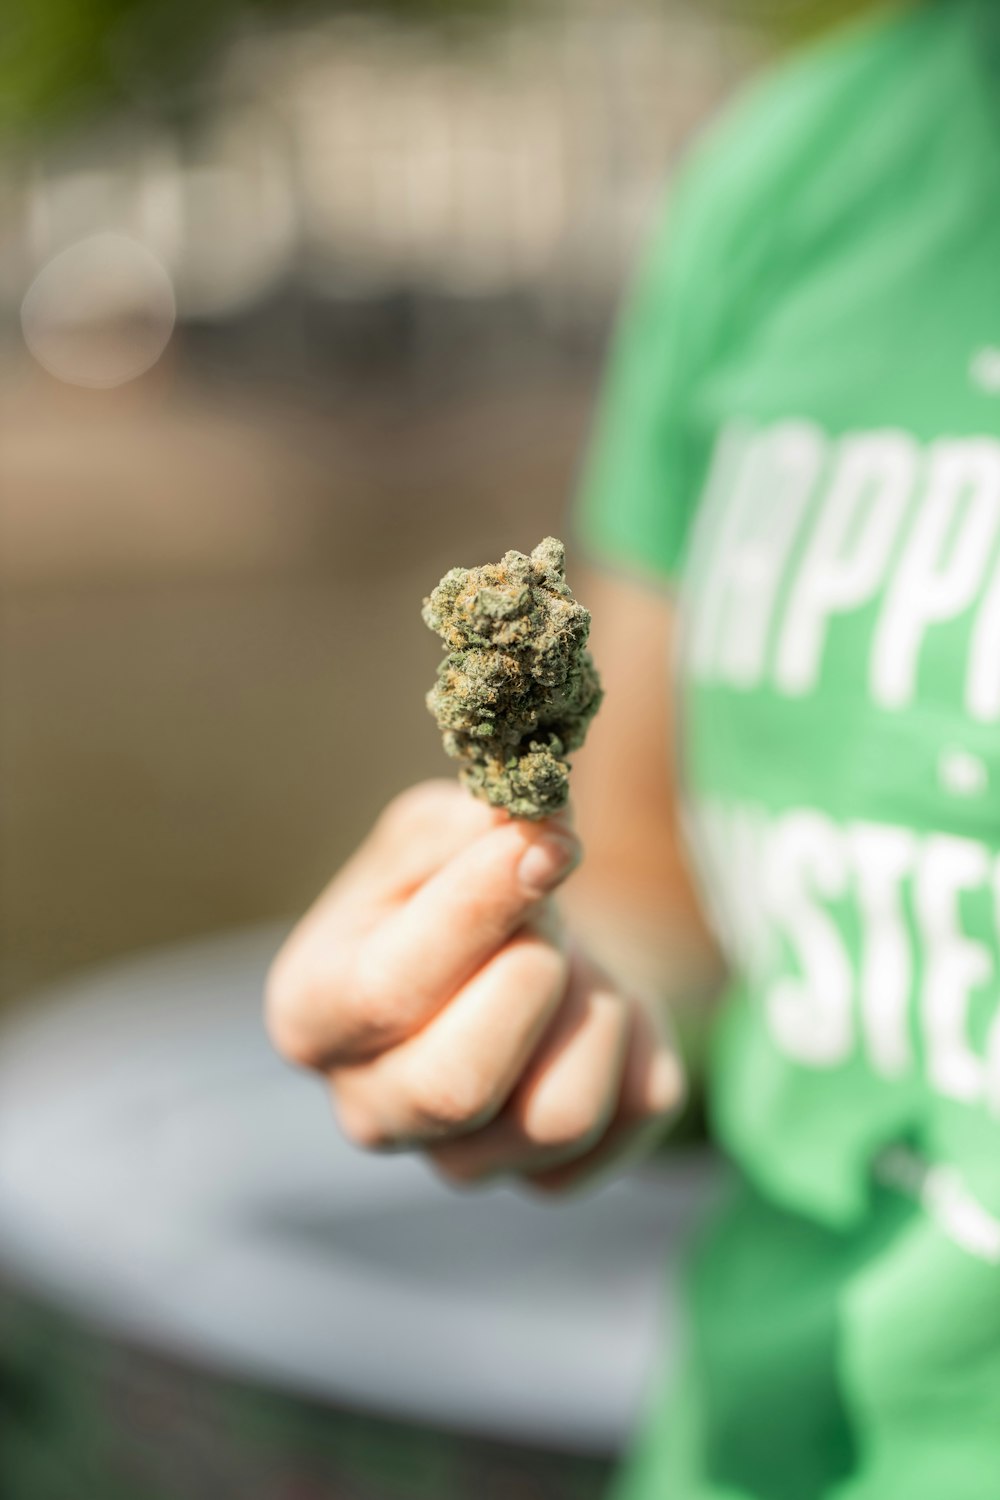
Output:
[{"xmin": 518, "ymin": 833, "xmax": 580, "ymax": 896}]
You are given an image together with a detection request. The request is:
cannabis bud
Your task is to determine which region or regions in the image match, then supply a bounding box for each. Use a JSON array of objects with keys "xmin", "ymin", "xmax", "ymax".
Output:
[{"xmin": 422, "ymin": 537, "xmax": 604, "ymax": 820}]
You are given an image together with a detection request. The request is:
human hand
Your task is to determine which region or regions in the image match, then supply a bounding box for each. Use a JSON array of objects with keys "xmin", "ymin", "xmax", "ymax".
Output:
[{"xmin": 266, "ymin": 781, "xmax": 684, "ymax": 1192}]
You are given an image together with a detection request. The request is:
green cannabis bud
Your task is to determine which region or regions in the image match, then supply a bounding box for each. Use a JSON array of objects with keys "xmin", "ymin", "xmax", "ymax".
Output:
[{"xmin": 422, "ymin": 536, "xmax": 604, "ymax": 820}]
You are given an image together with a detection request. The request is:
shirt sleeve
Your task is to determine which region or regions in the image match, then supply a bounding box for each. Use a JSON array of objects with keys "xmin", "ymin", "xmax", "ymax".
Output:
[{"xmin": 573, "ymin": 157, "xmax": 733, "ymax": 586}]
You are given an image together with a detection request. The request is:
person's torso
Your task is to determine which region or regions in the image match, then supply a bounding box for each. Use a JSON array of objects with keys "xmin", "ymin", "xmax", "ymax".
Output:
[{"xmin": 669, "ymin": 4, "xmax": 1000, "ymax": 1493}]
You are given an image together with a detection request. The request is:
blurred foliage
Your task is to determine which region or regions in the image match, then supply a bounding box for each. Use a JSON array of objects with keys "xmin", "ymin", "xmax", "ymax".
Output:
[{"xmin": 0, "ymin": 0, "xmax": 509, "ymax": 141}]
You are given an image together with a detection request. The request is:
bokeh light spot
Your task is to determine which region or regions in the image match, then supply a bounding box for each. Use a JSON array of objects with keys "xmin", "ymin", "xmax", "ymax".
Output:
[{"xmin": 21, "ymin": 232, "xmax": 176, "ymax": 389}]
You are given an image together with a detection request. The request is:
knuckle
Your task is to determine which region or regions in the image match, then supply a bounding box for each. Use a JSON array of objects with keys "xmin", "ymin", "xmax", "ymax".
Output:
[
  {"xmin": 513, "ymin": 936, "xmax": 569, "ymax": 998},
  {"xmin": 377, "ymin": 780, "xmax": 457, "ymax": 840},
  {"xmin": 264, "ymin": 955, "xmax": 325, "ymax": 1070},
  {"xmin": 518, "ymin": 1091, "xmax": 607, "ymax": 1154},
  {"xmin": 638, "ymin": 1053, "xmax": 688, "ymax": 1123},
  {"xmin": 523, "ymin": 1175, "xmax": 572, "ymax": 1200},
  {"xmin": 266, "ymin": 946, "xmax": 366, "ymax": 1071},
  {"xmin": 334, "ymin": 1096, "xmax": 389, "ymax": 1152},
  {"xmin": 351, "ymin": 947, "xmax": 407, "ymax": 1050},
  {"xmin": 405, "ymin": 1062, "xmax": 500, "ymax": 1136},
  {"xmin": 429, "ymin": 1151, "xmax": 491, "ymax": 1188},
  {"xmin": 671, "ymin": 1066, "xmax": 689, "ymax": 1117}
]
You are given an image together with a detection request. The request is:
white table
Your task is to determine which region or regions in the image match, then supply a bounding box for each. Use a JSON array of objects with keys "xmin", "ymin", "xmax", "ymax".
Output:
[{"xmin": 0, "ymin": 928, "xmax": 716, "ymax": 1456}]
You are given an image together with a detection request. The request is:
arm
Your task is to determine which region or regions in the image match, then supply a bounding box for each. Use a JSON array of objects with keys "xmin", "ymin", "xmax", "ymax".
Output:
[
  {"xmin": 564, "ymin": 565, "xmax": 722, "ymax": 1015},
  {"xmin": 268, "ymin": 123, "xmax": 750, "ymax": 1191}
]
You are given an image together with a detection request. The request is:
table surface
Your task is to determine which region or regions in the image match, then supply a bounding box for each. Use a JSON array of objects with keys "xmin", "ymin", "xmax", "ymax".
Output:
[{"xmin": 0, "ymin": 927, "xmax": 717, "ymax": 1454}]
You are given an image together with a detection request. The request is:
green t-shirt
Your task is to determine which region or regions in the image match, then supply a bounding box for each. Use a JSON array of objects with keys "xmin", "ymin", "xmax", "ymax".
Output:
[{"xmin": 577, "ymin": 3, "xmax": 1000, "ymax": 1497}]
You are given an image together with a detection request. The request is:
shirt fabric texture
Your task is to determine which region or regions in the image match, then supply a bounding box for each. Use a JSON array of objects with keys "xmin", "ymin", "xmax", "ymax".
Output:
[{"xmin": 577, "ymin": 2, "xmax": 1000, "ymax": 1495}]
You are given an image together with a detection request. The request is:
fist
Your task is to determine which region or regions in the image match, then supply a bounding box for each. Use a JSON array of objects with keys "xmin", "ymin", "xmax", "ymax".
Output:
[{"xmin": 266, "ymin": 781, "xmax": 684, "ymax": 1192}]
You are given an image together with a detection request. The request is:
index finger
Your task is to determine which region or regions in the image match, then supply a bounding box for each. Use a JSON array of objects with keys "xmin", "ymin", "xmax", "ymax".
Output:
[{"xmin": 344, "ymin": 816, "xmax": 581, "ymax": 1057}]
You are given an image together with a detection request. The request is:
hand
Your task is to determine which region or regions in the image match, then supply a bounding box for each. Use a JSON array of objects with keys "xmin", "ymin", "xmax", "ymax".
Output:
[{"xmin": 266, "ymin": 780, "xmax": 685, "ymax": 1192}]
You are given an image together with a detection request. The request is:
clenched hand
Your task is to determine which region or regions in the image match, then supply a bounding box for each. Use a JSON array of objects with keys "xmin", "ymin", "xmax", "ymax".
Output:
[{"xmin": 266, "ymin": 781, "xmax": 684, "ymax": 1192}]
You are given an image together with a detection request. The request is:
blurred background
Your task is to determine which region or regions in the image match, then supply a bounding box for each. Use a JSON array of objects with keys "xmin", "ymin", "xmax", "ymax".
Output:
[
  {"xmin": 0, "ymin": 2, "xmax": 759, "ymax": 1496},
  {"xmin": 0, "ymin": 0, "xmax": 757, "ymax": 1004}
]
